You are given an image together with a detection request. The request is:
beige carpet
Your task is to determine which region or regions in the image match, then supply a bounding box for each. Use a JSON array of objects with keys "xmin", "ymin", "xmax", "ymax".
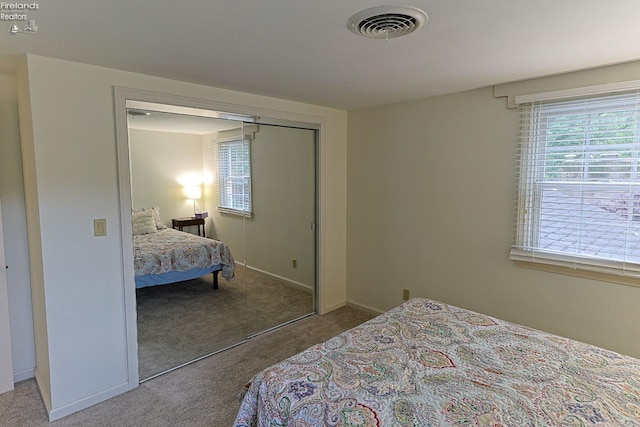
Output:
[
  {"xmin": 0, "ymin": 305, "xmax": 374, "ymax": 427},
  {"xmin": 137, "ymin": 266, "xmax": 314, "ymax": 380}
]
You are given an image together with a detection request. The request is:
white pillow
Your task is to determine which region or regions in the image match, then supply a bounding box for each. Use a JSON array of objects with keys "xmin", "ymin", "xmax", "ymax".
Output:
[
  {"xmin": 132, "ymin": 211, "xmax": 157, "ymax": 235},
  {"xmin": 132, "ymin": 206, "xmax": 167, "ymax": 230}
]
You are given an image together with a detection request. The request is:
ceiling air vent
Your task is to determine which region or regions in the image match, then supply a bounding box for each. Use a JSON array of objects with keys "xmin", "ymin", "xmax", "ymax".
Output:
[{"xmin": 347, "ymin": 5, "xmax": 428, "ymax": 39}]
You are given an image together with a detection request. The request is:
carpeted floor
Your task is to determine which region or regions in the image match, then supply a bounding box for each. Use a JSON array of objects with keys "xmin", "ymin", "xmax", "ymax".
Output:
[
  {"xmin": 137, "ymin": 266, "xmax": 314, "ymax": 380},
  {"xmin": 0, "ymin": 305, "xmax": 375, "ymax": 427}
]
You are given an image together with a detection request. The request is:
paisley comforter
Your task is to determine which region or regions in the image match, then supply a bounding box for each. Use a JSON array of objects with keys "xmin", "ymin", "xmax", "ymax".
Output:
[
  {"xmin": 133, "ymin": 228, "xmax": 235, "ymax": 281},
  {"xmin": 234, "ymin": 298, "xmax": 640, "ymax": 426}
]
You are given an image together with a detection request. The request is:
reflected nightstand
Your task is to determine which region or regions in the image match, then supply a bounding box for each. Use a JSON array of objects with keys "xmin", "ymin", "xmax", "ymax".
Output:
[{"xmin": 171, "ymin": 217, "xmax": 205, "ymax": 237}]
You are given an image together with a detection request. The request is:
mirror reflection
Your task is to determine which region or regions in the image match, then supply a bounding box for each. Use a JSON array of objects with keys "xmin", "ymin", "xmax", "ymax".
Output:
[{"xmin": 127, "ymin": 103, "xmax": 316, "ymax": 380}]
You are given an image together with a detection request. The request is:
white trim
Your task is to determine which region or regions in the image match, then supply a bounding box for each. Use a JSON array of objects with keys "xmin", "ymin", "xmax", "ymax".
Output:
[
  {"xmin": 13, "ymin": 367, "xmax": 34, "ymax": 383},
  {"xmin": 34, "ymin": 369, "xmax": 52, "ymax": 419},
  {"xmin": 514, "ymin": 79, "xmax": 640, "ymax": 105},
  {"xmin": 346, "ymin": 300, "xmax": 385, "ymax": 317},
  {"xmin": 322, "ymin": 300, "xmax": 346, "ymax": 313},
  {"xmin": 0, "ymin": 199, "xmax": 14, "ymax": 394},
  {"xmin": 210, "ymin": 124, "xmax": 259, "ymax": 143},
  {"xmin": 113, "ymin": 88, "xmax": 140, "ymax": 390},
  {"xmin": 213, "ymin": 135, "xmax": 248, "ymax": 144},
  {"xmin": 239, "ymin": 262, "xmax": 313, "ymax": 291},
  {"xmin": 126, "ymin": 100, "xmax": 255, "ymax": 123},
  {"xmin": 216, "ymin": 138, "xmax": 253, "ymax": 215},
  {"xmin": 217, "ymin": 207, "xmax": 253, "ymax": 218},
  {"xmin": 47, "ymin": 381, "xmax": 131, "ymax": 421},
  {"xmin": 512, "ymin": 92, "xmax": 640, "ymax": 279},
  {"xmin": 315, "ymin": 123, "xmax": 326, "ymax": 315},
  {"xmin": 509, "ymin": 248, "xmax": 640, "ymax": 278}
]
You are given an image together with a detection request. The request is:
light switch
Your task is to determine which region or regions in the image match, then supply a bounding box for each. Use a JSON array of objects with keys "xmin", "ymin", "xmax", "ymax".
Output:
[{"xmin": 94, "ymin": 219, "xmax": 107, "ymax": 237}]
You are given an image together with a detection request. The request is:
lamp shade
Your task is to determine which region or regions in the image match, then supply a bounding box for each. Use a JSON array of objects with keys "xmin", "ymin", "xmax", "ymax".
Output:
[{"xmin": 184, "ymin": 186, "xmax": 202, "ymax": 200}]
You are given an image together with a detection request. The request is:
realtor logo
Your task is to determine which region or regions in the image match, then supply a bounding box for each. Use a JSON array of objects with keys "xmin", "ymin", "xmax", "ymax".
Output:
[
  {"xmin": 2, "ymin": 2, "xmax": 39, "ymax": 34},
  {"xmin": 8, "ymin": 18, "xmax": 35, "ymax": 34}
]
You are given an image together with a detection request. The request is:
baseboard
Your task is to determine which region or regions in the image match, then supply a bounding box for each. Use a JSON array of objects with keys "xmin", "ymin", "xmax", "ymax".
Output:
[
  {"xmin": 13, "ymin": 366, "xmax": 34, "ymax": 383},
  {"xmin": 47, "ymin": 380, "xmax": 134, "ymax": 422},
  {"xmin": 346, "ymin": 300, "xmax": 385, "ymax": 317},
  {"xmin": 34, "ymin": 369, "xmax": 52, "ymax": 418},
  {"xmin": 238, "ymin": 262, "xmax": 313, "ymax": 292},
  {"xmin": 322, "ymin": 300, "xmax": 346, "ymax": 314}
]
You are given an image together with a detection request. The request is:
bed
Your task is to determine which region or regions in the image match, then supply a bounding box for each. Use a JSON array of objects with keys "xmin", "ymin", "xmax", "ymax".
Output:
[
  {"xmin": 234, "ymin": 298, "xmax": 640, "ymax": 426},
  {"xmin": 132, "ymin": 207, "xmax": 235, "ymax": 289}
]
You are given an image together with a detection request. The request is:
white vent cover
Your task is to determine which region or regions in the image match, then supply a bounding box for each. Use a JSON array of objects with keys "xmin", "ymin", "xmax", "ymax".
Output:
[{"xmin": 347, "ymin": 5, "xmax": 428, "ymax": 39}]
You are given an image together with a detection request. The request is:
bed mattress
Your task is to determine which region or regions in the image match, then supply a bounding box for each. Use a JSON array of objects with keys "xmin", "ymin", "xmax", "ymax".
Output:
[
  {"xmin": 235, "ymin": 298, "xmax": 640, "ymax": 426},
  {"xmin": 133, "ymin": 228, "xmax": 235, "ymax": 284}
]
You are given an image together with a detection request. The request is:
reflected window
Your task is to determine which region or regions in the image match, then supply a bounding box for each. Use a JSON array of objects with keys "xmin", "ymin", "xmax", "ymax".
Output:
[{"xmin": 218, "ymin": 139, "xmax": 252, "ymax": 215}]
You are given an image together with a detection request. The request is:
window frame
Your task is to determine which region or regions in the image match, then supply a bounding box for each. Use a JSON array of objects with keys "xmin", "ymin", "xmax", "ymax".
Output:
[
  {"xmin": 216, "ymin": 138, "xmax": 253, "ymax": 217},
  {"xmin": 510, "ymin": 91, "xmax": 640, "ymax": 280}
]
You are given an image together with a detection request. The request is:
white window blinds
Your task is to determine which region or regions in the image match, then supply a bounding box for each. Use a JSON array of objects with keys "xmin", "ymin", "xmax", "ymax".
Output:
[
  {"xmin": 511, "ymin": 91, "xmax": 640, "ymax": 277},
  {"xmin": 217, "ymin": 139, "xmax": 252, "ymax": 215}
]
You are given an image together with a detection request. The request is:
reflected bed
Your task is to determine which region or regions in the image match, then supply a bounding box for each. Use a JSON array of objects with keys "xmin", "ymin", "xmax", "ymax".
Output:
[
  {"xmin": 235, "ymin": 297, "xmax": 640, "ymax": 426},
  {"xmin": 134, "ymin": 228, "xmax": 235, "ymax": 289}
]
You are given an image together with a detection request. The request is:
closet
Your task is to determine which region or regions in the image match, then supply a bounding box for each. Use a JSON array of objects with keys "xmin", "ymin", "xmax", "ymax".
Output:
[{"xmin": 126, "ymin": 102, "xmax": 317, "ymax": 380}]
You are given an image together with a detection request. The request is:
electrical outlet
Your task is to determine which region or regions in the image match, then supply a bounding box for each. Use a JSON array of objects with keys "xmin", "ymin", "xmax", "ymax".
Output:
[
  {"xmin": 403, "ymin": 288, "xmax": 410, "ymax": 300},
  {"xmin": 292, "ymin": 259, "xmax": 297, "ymax": 268}
]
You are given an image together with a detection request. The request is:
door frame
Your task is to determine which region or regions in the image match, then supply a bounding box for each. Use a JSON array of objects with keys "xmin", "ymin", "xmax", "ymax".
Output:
[
  {"xmin": 113, "ymin": 87, "xmax": 323, "ymax": 386},
  {"xmin": 0, "ymin": 199, "xmax": 15, "ymax": 394}
]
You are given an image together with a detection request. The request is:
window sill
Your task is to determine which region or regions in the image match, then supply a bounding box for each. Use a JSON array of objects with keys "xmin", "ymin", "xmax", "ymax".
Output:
[
  {"xmin": 513, "ymin": 260, "xmax": 640, "ymax": 289},
  {"xmin": 217, "ymin": 207, "xmax": 253, "ymax": 218}
]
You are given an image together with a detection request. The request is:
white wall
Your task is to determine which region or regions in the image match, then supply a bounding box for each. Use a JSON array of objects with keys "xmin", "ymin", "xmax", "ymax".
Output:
[
  {"xmin": 129, "ymin": 129, "xmax": 204, "ymax": 223},
  {"xmin": 0, "ymin": 74, "xmax": 36, "ymax": 383},
  {"xmin": 246, "ymin": 125, "xmax": 315, "ymax": 285},
  {"xmin": 18, "ymin": 57, "xmax": 128, "ymax": 418},
  {"xmin": 207, "ymin": 125, "xmax": 316, "ymax": 286},
  {"xmin": 347, "ymin": 65, "xmax": 640, "ymax": 359},
  {"xmin": 15, "ymin": 53, "xmax": 347, "ymax": 419},
  {"xmin": 15, "ymin": 57, "xmax": 51, "ymax": 414},
  {"xmin": 130, "ymin": 125, "xmax": 316, "ymax": 287}
]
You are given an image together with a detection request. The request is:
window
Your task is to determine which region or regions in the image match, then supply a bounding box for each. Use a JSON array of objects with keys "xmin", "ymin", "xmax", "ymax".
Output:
[
  {"xmin": 511, "ymin": 91, "xmax": 640, "ymax": 277},
  {"xmin": 217, "ymin": 139, "xmax": 252, "ymax": 215}
]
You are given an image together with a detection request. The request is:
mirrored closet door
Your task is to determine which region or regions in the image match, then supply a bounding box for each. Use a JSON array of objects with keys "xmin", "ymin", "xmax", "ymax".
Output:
[
  {"xmin": 241, "ymin": 124, "xmax": 316, "ymax": 337},
  {"xmin": 126, "ymin": 101, "xmax": 316, "ymax": 381}
]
